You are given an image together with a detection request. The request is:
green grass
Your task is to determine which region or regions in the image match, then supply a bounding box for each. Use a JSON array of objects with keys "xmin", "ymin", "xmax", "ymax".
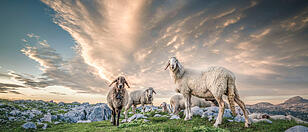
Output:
[{"xmin": 0, "ymin": 117, "xmax": 305, "ymax": 132}]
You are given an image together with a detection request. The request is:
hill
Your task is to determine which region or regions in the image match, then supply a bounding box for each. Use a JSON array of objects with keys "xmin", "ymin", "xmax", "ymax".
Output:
[{"xmin": 247, "ymin": 96, "xmax": 308, "ymax": 121}]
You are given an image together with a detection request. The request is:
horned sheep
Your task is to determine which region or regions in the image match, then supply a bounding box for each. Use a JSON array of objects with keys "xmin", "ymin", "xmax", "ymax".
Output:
[{"xmin": 107, "ymin": 76, "xmax": 130, "ymax": 126}]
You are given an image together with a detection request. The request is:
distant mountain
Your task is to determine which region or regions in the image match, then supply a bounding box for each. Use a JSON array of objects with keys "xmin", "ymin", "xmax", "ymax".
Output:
[
  {"xmin": 247, "ymin": 96, "xmax": 308, "ymax": 121},
  {"xmin": 280, "ymin": 96, "xmax": 308, "ymax": 105}
]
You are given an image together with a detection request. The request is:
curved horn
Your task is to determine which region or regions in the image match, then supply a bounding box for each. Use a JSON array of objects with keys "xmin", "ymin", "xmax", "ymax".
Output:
[
  {"xmin": 109, "ymin": 78, "xmax": 117, "ymax": 87},
  {"xmin": 164, "ymin": 61, "xmax": 170, "ymax": 70},
  {"xmin": 153, "ymin": 89, "xmax": 157, "ymax": 94}
]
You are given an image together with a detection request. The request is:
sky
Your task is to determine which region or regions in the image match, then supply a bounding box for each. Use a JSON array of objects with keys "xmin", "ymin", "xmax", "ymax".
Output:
[{"xmin": 0, "ymin": 0, "xmax": 308, "ymax": 105}]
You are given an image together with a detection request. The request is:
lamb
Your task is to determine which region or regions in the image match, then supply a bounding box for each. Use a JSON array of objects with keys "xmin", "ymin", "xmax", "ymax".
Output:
[
  {"xmin": 107, "ymin": 76, "xmax": 130, "ymax": 126},
  {"xmin": 170, "ymin": 94, "xmax": 212, "ymax": 115},
  {"xmin": 165, "ymin": 57, "xmax": 250, "ymax": 127},
  {"xmin": 160, "ymin": 102, "xmax": 172, "ymax": 113},
  {"xmin": 124, "ymin": 87, "xmax": 156, "ymax": 120}
]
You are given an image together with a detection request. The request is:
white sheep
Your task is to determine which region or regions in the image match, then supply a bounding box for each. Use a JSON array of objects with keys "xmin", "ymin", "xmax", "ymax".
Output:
[
  {"xmin": 107, "ymin": 76, "xmax": 130, "ymax": 126},
  {"xmin": 124, "ymin": 87, "xmax": 156, "ymax": 120},
  {"xmin": 165, "ymin": 57, "xmax": 250, "ymax": 127},
  {"xmin": 160, "ymin": 102, "xmax": 172, "ymax": 113},
  {"xmin": 170, "ymin": 94, "xmax": 212, "ymax": 115}
]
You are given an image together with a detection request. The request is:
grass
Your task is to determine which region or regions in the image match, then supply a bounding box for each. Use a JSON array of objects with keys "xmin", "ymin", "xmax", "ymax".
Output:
[{"xmin": 0, "ymin": 117, "xmax": 303, "ymax": 132}]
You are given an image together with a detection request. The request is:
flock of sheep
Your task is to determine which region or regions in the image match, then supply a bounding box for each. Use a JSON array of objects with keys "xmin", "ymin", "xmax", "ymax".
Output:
[{"xmin": 107, "ymin": 57, "xmax": 250, "ymax": 127}]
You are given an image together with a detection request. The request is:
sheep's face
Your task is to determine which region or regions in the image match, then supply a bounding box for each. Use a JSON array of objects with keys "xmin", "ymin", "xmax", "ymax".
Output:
[
  {"xmin": 160, "ymin": 102, "xmax": 167, "ymax": 107},
  {"xmin": 165, "ymin": 57, "xmax": 178, "ymax": 72},
  {"xmin": 145, "ymin": 87, "xmax": 156, "ymax": 100},
  {"xmin": 109, "ymin": 76, "xmax": 130, "ymax": 89}
]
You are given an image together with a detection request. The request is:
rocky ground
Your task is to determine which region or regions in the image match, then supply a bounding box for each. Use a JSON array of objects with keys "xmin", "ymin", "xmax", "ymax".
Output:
[{"xmin": 0, "ymin": 99, "xmax": 308, "ymax": 131}]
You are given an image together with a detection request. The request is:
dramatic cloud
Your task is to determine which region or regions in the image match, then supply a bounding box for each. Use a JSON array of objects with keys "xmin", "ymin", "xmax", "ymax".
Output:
[
  {"xmin": 18, "ymin": 34, "xmax": 109, "ymax": 93},
  {"xmin": 0, "ymin": 82, "xmax": 24, "ymax": 94},
  {"xmin": 39, "ymin": 0, "xmax": 308, "ymax": 101},
  {"xmin": 1, "ymin": 0, "xmax": 303, "ymax": 103}
]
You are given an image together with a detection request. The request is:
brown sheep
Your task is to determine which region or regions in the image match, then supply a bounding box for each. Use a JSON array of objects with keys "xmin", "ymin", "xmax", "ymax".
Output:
[{"xmin": 107, "ymin": 76, "xmax": 130, "ymax": 126}]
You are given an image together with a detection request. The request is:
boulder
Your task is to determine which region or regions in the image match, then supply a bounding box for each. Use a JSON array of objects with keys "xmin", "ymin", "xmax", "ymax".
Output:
[
  {"xmin": 87, "ymin": 104, "xmax": 111, "ymax": 122},
  {"xmin": 77, "ymin": 120, "xmax": 92, "ymax": 123},
  {"xmin": 22, "ymin": 122, "xmax": 37, "ymax": 129},
  {"xmin": 10, "ymin": 110, "xmax": 21, "ymax": 116},
  {"xmin": 126, "ymin": 114, "xmax": 147, "ymax": 122},
  {"xmin": 285, "ymin": 125, "xmax": 308, "ymax": 132},
  {"xmin": 170, "ymin": 115, "xmax": 180, "ymax": 120},
  {"xmin": 154, "ymin": 114, "xmax": 162, "ymax": 117},
  {"xmin": 191, "ymin": 106, "xmax": 204, "ymax": 116}
]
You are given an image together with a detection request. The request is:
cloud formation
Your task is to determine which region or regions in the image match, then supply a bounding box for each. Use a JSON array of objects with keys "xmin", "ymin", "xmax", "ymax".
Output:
[
  {"xmin": 0, "ymin": 0, "xmax": 305, "ymax": 103},
  {"xmin": 38, "ymin": 0, "xmax": 308, "ymax": 102}
]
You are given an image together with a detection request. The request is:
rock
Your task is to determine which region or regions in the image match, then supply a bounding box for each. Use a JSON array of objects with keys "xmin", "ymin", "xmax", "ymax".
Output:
[
  {"xmin": 22, "ymin": 122, "xmax": 37, "ymax": 129},
  {"xmin": 285, "ymin": 125, "xmax": 308, "ymax": 132},
  {"xmin": 144, "ymin": 119, "xmax": 150, "ymax": 122},
  {"xmin": 87, "ymin": 104, "xmax": 111, "ymax": 122},
  {"xmin": 170, "ymin": 115, "xmax": 180, "ymax": 120},
  {"xmin": 42, "ymin": 123, "xmax": 48, "ymax": 130},
  {"xmin": 234, "ymin": 115, "xmax": 245, "ymax": 122},
  {"xmin": 227, "ymin": 119, "xmax": 234, "ymax": 122},
  {"xmin": 54, "ymin": 121, "xmax": 60, "ymax": 124},
  {"xmin": 127, "ymin": 114, "xmax": 147, "ymax": 122},
  {"xmin": 223, "ymin": 109, "xmax": 233, "ymax": 118},
  {"xmin": 77, "ymin": 120, "xmax": 92, "ymax": 123},
  {"xmin": 129, "ymin": 112, "xmax": 133, "ymax": 114},
  {"xmin": 8, "ymin": 117, "xmax": 16, "ymax": 121},
  {"xmin": 58, "ymin": 102, "xmax": 65, "ymax": 106},
  {"xmin": 154, "ymin": 114, "xmax": 162, "ymax": 117},
  {"xmin": 191, "ymin": 106, "xmax": 204, "ymax": 116},
  {"xmin": 10, "ymin": 110, "xmax": 21, "ymax": 116},
  {"xmin": 42, "ymin": 113, "xmax": 52, "ymax": 122}
]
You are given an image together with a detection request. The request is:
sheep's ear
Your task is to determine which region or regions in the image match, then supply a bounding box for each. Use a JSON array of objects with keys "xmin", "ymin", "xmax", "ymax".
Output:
[
  {"xmin": 164, "ymin": 61, "xmax": 170, "ymax": 70},
  {"xmin": 109, "ymin": 79, "xmax": 117, "ymax": 87},
  {"xmin": 153, "ymin": 89, "xmax": 157, "ymax": 94},
  {"xmin": 124, "ymin": 80, "xmax": 130, "ymax": 88}
]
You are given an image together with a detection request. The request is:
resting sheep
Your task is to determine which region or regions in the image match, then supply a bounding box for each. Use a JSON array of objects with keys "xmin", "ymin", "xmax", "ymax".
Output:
[
  {"xmin": 170, "ymin": 94, "xmax": 212, "ymax": 115},
  {"xmin": 165, "ymin": 57, "xmax": 250, "ymax": 127},
  {"xmin": 124, "ymin": 87, "xmax": 156, "ymax": 120},
  {"xmin": 107, "ymin": 76, "xmax": 130, "ymax": 126},
  {"xmin": 160, "ymin": 102, "xmax": 172, "ymax": 113}
]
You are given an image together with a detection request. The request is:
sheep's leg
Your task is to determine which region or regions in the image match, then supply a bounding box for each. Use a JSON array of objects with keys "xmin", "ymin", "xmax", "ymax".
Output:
[
  {"xmin": 132, "ymin": 105, "xmax": 136, "ymax": 114},
  {"xmin": 124, "ymin": 103, "xmax": 132, "ymax": 120},
  {"xmin": 151, "ymin": 103, "xmax": 154, "ymax": 112},
  {"xmin": 116, "ymin": 109, "xmax": 121, "ymax": 126},
  {"xmin": 110, "ymin": 109, "xmax": 114, "ymax": 123},
  {"xmin": 235, "ymin": 97, "xmax": 251, "ymax": 127},
  {"xmin": 141, "ymin": 103, "xmax": 145, "ymax": 114},
  {"xmin": 214, "ymin": 97, "xmax": 225, "ymax": 127},
  {"xmin": 112, "ymin": 109, "xmax": 116, "ymax": 125},
  {"xmin": 184, "ymin": 94, "xmax": 192, "ymax": 121}
]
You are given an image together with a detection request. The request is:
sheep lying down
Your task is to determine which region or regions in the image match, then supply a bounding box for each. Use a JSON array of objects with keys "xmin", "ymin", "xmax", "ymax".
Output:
[{"xmin": 170, "ymin": 94, "xmax": 212, "ymax": 115}]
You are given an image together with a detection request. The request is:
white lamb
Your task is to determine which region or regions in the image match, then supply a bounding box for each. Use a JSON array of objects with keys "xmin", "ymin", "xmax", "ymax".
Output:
[
  {"xmin": 170, "ymin": 94, "xmax": 212, "ymax": 115},
  {"xmin": 165, "ymin": 57, "xmax": 250, "ymax": 127},
  {"xmin": 124, "ymin": 87, "xmax": 156, "ymax": 120}
]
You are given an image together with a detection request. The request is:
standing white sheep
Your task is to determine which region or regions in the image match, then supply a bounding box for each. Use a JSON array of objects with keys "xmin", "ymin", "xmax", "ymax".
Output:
[
  {"xmin": 165, "ymin": 57, "xmax": 250, "ymax": 127},
  {"xmin": 107, "ymin": 76, "xmax": 130, "ymax": 126},
  {"xmin": 170, "ymin": 94, "xmax": 212, "ymax": 115},
  {"xmin": 124, "ymin": 87, "xmax": 156, "ymax": 120}
]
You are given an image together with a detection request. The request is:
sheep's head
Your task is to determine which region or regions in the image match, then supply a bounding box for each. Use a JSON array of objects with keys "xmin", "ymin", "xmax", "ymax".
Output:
[
  {"xmin": 109, "ymin": 76, "xmax": 130, "ymax": 90},
  {"xmin": 165, "ymin": 57, "xmax": 178, "ymax": 72},
  {"xmin": 160, "ymin": 102, "xmax": 167, "ymax": 108},
  {"xmin": 145, "ymin": 87, "xmax": 156, "ymax": 101}
]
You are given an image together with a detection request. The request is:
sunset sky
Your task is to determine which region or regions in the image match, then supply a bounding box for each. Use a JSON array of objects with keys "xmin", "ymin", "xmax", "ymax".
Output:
[{"xmin": 1, "ymin": 0, "xmax": 308, "ymax": 105}]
